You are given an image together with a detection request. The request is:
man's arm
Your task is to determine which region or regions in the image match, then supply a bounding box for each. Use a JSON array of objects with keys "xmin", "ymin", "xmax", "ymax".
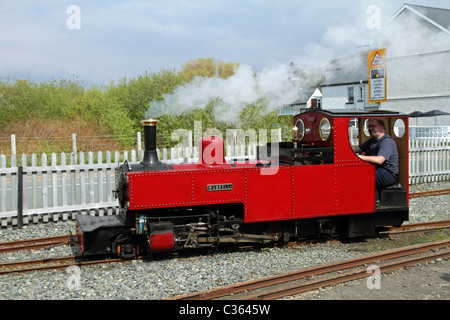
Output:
[{"xmin": 357, "ymin": 154, "xmax": 386, "ymax": 165}]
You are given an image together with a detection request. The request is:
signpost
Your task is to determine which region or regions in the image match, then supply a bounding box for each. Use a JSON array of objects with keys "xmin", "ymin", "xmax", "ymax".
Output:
[{"xmin": 368, "ymin": 48, "xmax": 387, "ymax": 103}]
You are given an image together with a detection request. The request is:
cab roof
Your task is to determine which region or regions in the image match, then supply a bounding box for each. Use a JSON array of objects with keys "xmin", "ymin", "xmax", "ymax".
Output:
[{"xmin": 295, "ymin": 108, "xmax": 406, "ymax": 117}]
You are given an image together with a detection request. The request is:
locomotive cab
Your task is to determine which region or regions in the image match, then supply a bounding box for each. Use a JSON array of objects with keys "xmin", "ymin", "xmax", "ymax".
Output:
[
  {"xmin": 262, "ymin": 108, "xmax": 409, "ymax": 208},
  {"xmin": 259, "ymin": 108, "xmax": 409, "ymax": 237},
  {"xmin": 349, "ymin": 113, "xmax": 409, "ymax": 208}
]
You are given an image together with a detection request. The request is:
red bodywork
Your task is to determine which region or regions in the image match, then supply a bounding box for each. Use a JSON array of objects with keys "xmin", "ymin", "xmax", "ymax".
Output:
[
  {"xmin": 127, "ymin": 115, "xmax": 383, "ymax": 223},
  {"xmin": 149, "ymin": 232, "xmax": 175, "ymax": 251}
]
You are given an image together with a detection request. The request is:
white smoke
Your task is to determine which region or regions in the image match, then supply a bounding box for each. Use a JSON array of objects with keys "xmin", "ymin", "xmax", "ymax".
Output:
[{"xmin": 146, "ymin": 63, "xmax": 303, "ymax": 123}]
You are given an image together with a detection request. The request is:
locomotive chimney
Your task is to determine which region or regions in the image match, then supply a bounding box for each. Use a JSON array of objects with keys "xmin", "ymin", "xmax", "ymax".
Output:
[{"xmin": 140, "ymin": 118, "xmax": 161, "ymax": 166}]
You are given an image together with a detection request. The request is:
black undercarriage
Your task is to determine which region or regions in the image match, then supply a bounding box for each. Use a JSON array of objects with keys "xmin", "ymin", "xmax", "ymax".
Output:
[{"xmin": 76, "ymin": 202, "xmax": 408, "ymax": 258}]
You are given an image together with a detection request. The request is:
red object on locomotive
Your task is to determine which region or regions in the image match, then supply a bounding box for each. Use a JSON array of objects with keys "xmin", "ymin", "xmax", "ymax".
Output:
[{"xmin": 76, "ymin": 109, "xmax": 409, "ymax": 258}]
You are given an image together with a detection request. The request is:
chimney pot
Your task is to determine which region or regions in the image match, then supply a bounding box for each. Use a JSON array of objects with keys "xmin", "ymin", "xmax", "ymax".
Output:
[{"xmin": 140, "ymin": 118, "xmax": 161, "ymax": 166}]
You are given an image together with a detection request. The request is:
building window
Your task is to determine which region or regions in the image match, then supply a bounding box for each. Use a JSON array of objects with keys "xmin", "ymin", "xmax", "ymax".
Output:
[
  {"xmin": 347, "ymin": 87, "xmax": 354, "ymax": 103},
  {"xmin": 278, "ymin": 106, "xmax": 293, "ymax": 116},
  {"xmin": 358, "ymin": 86, "xmax": 363, "ymax": 102}
]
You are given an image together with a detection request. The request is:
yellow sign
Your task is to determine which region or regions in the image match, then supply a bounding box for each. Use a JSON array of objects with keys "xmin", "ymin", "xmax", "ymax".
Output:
[{"xmin": 368, "ymin": 48, "xmax": 387, "ymax": 103}]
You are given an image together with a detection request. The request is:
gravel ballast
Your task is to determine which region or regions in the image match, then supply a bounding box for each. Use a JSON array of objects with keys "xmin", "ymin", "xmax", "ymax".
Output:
[{"xmin": 0, "ymin": 181, "xmax": 448, "ymax": 300}]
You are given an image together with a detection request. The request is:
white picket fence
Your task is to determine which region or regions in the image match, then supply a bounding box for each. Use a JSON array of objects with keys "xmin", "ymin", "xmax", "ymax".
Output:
[
  {"xmin": 0, "ymin": 138, "xmax": 449, "ymax": 227},
  {"xmin": 409, "ymin": 138, "xmax": 450, "ymax": 184}
]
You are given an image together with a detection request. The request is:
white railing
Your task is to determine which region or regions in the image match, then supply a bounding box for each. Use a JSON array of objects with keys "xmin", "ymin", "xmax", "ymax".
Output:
[
  {"xmin": 1, "ymin": 138, "xmax": 449, "ymax": 227},
  {"xmin": 409, "ymin": 138, "xmax": 450, "ymax": 184}
]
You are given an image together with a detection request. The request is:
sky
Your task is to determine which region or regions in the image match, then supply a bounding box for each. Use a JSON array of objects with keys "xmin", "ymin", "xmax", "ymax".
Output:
[{"xmin": 1, "ymin": 0, "xmax": 450, "ymax": 86}]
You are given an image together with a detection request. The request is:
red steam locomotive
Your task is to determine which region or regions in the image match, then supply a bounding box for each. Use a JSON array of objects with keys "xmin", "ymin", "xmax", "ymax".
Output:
[{"xmin": 76, "ymin": 109, "xmax": 409, "ymax": 258}]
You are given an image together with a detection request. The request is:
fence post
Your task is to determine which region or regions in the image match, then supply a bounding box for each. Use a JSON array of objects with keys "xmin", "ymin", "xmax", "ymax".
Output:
[
  {"xmin": 17, "ymin": 166, "xmax": 23, "ymax": 229},
  {"xmin": 137, "ymin": 132, "xmax": 141, "ymax": 151},
  {"xmin": 0, "ymin": 155, "xmax": 6, "ymax": 213},
  {"xmin": 72, "ymin": 134, "xmax": 77, "ymax": 164},
  {"xmin": 72, "ymin": 133, "xmax": 77, "ymax": 154},
  {"xmin": 11, "ymin": 134, "xmax": 16, "ymax": 156}
]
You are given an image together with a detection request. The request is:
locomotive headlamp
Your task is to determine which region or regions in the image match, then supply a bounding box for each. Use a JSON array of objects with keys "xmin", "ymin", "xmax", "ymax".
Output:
[{"xmin": 291, "ymin": 126, "xmax": 299, "ymax": 140}]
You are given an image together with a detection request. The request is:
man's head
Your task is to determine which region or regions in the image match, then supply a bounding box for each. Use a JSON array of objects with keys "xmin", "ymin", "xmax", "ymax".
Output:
[{"xmin": 367, "ymin": 118, "xmax": 386, "ymax": 140}]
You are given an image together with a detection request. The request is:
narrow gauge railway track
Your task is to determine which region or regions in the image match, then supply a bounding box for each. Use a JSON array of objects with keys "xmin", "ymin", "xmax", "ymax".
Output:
[
  {"xmin": 169, "ymin": 239, "xmax": 450, "ymax": 300},
  {"xmin": 385, "ymin": 219, "xmax": 450, "ymax": 236},
  {"xmin": 0, "ymin": 234, "xmax": 122, "ymax": 275},
  {"xmin": 0, "ymin": 235, "xmax": 77, "ymax": 254},
  {"xmin": 0, "ymin": 220, "xmax": 449, "ymax": 275},
  {"xmin": 0, "ymin": 255, "xmax": 123, "ymax": 275},
  {"xmin": 409, "ymin": 188, "xmax": 450, "ymax": 198}
]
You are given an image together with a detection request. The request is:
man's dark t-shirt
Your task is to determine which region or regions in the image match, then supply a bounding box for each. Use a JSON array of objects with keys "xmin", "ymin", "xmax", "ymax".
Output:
[{"xmin": 358, "ymin": 134, "xmax": 399, "ymax": 175}]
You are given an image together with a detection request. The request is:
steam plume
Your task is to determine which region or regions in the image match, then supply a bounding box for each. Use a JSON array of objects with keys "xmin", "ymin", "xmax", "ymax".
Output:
[{"xmin": 145, "ymin": 63, "xmax": 304, "ymax": 123}]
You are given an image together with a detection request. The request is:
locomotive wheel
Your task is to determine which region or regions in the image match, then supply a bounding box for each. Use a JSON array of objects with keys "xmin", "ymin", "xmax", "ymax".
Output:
[{"xmin": 114, "ymin": 233, "xmax": 137, "ymax": 259}]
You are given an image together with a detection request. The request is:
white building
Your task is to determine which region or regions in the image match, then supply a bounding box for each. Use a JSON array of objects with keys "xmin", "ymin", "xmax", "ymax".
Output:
[
  {"xmin": 320, "ymin": 52, "xmax": 377, "ymax": 111},
  {"xmin": 278, "ymin": 88, "xmax": 322, "ymax": 116}
]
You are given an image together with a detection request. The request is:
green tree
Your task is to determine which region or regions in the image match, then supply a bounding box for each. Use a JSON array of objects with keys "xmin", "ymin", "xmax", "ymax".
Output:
[
  {"xmin": 178, "ymin": 58, "xmax": 239, "ymax": 81},
  {"xmin": 107, "ymin": 70, "xmax": 183, "ymax": 130},
  {"xmin": 0, "ymin": 78, "xmax": 85, "ymax": 127}
]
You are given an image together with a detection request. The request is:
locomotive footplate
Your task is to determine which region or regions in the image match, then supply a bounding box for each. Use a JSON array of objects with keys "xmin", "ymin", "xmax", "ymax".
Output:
[
  {"xmin": 77, "ymin": 214, "xmax": 125, "ymax": 232},
  {"xmin": 76, "ymin": 214, "xmax": 129, "ymax": 256}
]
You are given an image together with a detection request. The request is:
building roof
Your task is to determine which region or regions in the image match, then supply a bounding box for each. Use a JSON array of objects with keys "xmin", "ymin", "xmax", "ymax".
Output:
[
  {"xmin": 294, "ymin": 88, "xmax": 317, "ymax": 104},
  {"xmin": 387, "ymin": 3, "xmax": 450, "ymax": 34},
  {"xmin": 320, "ymin": 52, "xmax": 367, "ymax": 87},
  {"xmin": 297, "ymin": 108, "xmax": 403, "ymax": 117}
]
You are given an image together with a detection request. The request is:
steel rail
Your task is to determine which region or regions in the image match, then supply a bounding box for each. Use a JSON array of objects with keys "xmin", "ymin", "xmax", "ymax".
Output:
[
  {"xmin": 0, "ymin": 256, "xmax": 77, "ymax": 275},
  {"xmin": 392, "ymin": 219, "xmax": 450, "ymax": 230},
  {"xmin": 387, "ymin": 225, "xmax": 450, "ymax": 236},
  {"xmin": 409, "ymin": 188, "xmax": 450, "ymax": 198},
  {"xmin": 385, "ymin": 219, "xmax": 450, "ymax": 236},
  {"xmin": 0, "ymin": 255, "xmax": 123, "ymax": 275},
  {"xmin": 169, "ymin": 239, "xmax": 450, "ymax": 300},
  {"xmin": 0, "ymin": 235, "xmax": 76, "ymax": 254}
]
